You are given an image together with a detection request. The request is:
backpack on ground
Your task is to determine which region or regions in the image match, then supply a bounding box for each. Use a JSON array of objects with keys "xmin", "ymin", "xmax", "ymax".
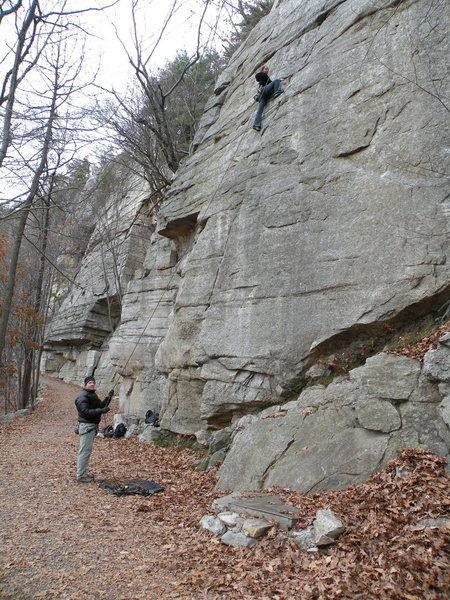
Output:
[
  {"xmin": 145, "ymin": 410, "xmax": 160, "ymax": 427},
  {"xmin": 102, "ymin": 424, "xmax": 114, "ymax": 438},
  {"xmin": 113, "ymin": 423, "xmax": 127, "ymax": 438}
]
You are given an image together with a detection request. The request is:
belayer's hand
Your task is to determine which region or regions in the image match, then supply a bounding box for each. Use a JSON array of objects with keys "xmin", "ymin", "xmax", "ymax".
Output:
[
  {"xmin": 108, "ymin": 389, "xmax": 114, "ymax": 397},
  {"xmin": 102, "ymin": 407, "xmax": 110, "ymax": 413}
]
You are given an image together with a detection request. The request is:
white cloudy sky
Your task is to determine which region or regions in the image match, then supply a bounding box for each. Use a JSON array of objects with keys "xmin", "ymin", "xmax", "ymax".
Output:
[
  {"xmin": 0, "ymin": 0, "xmax": 230, "ymax": 198},
  {"xmin": 84, "ymin": 0, "xmax": 228, "ymax": 92},
  {"xmin": 1, "ymin": 0, "xmax": 231, "ymax": 97}
]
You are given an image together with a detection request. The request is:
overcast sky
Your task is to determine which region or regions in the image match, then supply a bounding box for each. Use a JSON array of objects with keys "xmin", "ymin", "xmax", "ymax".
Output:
[
  {"xmin": 0, "ymin": 0, "xmax": 230, "ymax": 198},
  {"xmin": 85, "ymin": 0, "xmax": 227, "ymax": 93}
]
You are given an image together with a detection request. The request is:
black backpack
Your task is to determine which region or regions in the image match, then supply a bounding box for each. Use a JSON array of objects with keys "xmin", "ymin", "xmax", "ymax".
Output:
[
  {"xmin": 102, "ymin": 425, "xmax": 114, "ymax": 438},
  {"xmin": 145, "ymin": 410, "xmax": 160, "ymax": 427},
  {"xmin": 113, "ymin": 423, "xmax": 127, "ymax": 438}
]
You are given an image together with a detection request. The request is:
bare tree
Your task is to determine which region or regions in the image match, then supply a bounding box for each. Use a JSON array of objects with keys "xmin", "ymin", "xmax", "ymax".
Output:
[
  {"xmin": 0, "ymin": 17, "xmax": 103, "ymax": 399},
  {"xmin": 0, "ymin": 41, "xmax": 64, "ymax": 365},
  {"xmin": 0, "ymin": 1, "xmax": 23, "ymax": 23},
  {"xmin": 0, "ymin": 0, "xmax": 119, "ymax": 174},
  {"xmin": 0, "ymin": 1, "xmax": 121, "ymax": 400},
  {"xmin": 0, "ymin": 0, "xmax": 42, "ymax": 168},
  {"xmin": 92, "ymin": 0, "xmax": 228, "ymax": 201}
]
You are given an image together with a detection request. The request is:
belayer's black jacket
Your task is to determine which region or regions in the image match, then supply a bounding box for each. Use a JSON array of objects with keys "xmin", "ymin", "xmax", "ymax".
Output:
[{"xmin": 75, "ymin": 389, "xmax": 109, "ymax": 424}]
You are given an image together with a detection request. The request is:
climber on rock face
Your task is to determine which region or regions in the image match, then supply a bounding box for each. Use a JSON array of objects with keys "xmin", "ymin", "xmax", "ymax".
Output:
[{"xmin": 252, "ymin": 66, "xmax": 283, "ymax": 131}]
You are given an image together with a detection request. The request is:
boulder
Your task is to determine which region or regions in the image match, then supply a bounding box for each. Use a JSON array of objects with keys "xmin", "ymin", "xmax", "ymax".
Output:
[
  {"xmin": 216, "ymin": 353, "xmax": 450, "ymax": 491},
  {"xmin": 139, "ymin": 426, "xmax": 170, "ymax": 445},
  {"xmin": 217, "ymin": 512, "xmax": 241, "ymax": 528},
  {"xmin": 124, "ymin": 424, "xmax": 139, "ymax": 439},
  {"xmin": 423, "ymin": 341, "xmax": 450, "ymax": 383},
  {"xmin": 306, "ymin": 363, "xmax": 332, "ymax": 380},
  {"xmin": 220, "ymin": 531, "xmax": 258, "ymax": 548},
  {"xmin": 290, "ymin": 527, "xmax": 318, "ymax": 551},
  {"xmin": 200, "ymin": 515, "xmax": 226, "ymax": 536},
  {"xmin": 0, "ymin": 408, "xmax": 32, "ymax": 424},
  {"xmin": 208, "ymin": 427, "xmax": 233, "ymax": 454},
  {"xmin": 313, "ymin": 510, "xmax": 345, "ymax": 546},
  {"xmin": 242, "ymin": 518, "xmax": 273, "ymax": 539},
  {"xmin": 195, "ymin": 429, "xmax": 211, "ymax": 446}
]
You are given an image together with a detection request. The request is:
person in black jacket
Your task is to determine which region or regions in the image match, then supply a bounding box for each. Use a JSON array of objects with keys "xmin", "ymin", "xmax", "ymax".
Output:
[
  {"xmin": 252, "ymin": 66, "xmax": 283, "ymax": 131},
  {"xmin": 75, "ymin": 376, "xmax": 112, "ymax": 483}
]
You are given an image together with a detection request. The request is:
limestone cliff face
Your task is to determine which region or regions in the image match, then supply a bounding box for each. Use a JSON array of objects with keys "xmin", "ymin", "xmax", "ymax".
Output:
[
  {"xmin": 150, "ymin": 0, "xmax": 449, "ymax": 432},
  {"xmin": 42, "ymin": 163, "xmax": 153, "ymax": 385},
  {"xmin": 44, "ymin": 0, "xmax": 449, "ymax": 488}
]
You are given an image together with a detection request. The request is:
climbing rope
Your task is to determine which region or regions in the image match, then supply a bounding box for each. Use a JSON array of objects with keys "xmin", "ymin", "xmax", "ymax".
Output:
[
  {"xmin": 111, "ymin": 133, "xmax": 250, "ymax": 384},
  {"xmin": 106, "ymin": 81, "xmax": 287, "ymax": 392}
]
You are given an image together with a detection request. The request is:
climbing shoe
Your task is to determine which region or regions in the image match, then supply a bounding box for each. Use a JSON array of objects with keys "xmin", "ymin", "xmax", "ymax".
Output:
[
  {"xmin": 253, "ymin": 125, "xmax": 261, "ymax": 131},
  {"xmin": 77, "ymin": 475, "xmax": 94, "ymax": 483}
]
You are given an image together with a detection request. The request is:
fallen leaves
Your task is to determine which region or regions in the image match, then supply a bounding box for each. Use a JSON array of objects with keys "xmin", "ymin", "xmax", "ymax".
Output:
[{"xmin": 387, "ymin": 320, "xmax": 450, "ymax": 361}]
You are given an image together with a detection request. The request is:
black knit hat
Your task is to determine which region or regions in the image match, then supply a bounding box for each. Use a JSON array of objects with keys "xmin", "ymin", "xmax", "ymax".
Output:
[{"xmin": 84, "ymin": 376, "xmax": 95, "ymax": 386}]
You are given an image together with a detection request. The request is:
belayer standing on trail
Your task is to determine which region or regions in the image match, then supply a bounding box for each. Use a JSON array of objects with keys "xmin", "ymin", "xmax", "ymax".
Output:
[
  {"xmin": 252, "ymin": 65, "xmax": 283, "ymax": 131},
  {"xmin": 75, "ymin": 376, "xmax": 113, "ymax": 483}
]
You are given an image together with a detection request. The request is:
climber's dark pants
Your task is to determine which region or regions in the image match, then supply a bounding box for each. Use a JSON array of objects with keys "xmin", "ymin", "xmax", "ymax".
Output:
[{"xmin": 253, "ymin": 79, "xmax": 282, "ymax": 129}]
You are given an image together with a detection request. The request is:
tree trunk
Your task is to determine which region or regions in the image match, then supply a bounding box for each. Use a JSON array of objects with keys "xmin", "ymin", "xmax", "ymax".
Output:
[
  {"xmin": 29, "ymin": 189, "xmax": 52, "ymax": 409},
  {"xmin": 0, "ymin": 63, "xmax": 58, "ymax": 365},
  {"xmin": 19, "ymin": 347, "xmax": 33, "ymax": 410}
]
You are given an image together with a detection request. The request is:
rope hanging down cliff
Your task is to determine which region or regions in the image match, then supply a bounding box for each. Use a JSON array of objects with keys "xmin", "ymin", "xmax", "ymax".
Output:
[{"xmin": 105, "ymin": 102, "xmax": 277, "ymax": 388}]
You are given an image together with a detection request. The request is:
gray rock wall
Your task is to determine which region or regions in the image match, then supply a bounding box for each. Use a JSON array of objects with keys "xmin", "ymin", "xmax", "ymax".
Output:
[
  {"xmin": 106, "ymin": 233, "xmax": 180, "ymax": 418},
  {"xmin": 43, "ymin": 0, "xmax": 449, "ymax": 489},
  {"xmin": 152, "ymin": 0, "xmax": 449, "ymax": 431},
  {"xmin": 216, "ymin": 343, "xmax": 450, "ymax": 492},
  {"xmin": 42, "ymin": 166, "xmax": 153, "ymax": 387}
]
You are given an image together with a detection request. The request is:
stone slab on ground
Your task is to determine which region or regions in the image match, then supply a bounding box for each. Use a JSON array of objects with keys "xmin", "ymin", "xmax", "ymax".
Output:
[
  {"xmin": 227, "ymin": 494, "xmax": 301, "ymax": 531},
  {"xmin": 221, "ymin": 530, "xmax": 258, "ymax": 548}
]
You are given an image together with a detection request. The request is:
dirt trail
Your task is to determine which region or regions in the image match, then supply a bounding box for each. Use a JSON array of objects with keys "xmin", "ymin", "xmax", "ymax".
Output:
[{"xmin": 0, "ymin": 377, "xmax": 218, "ymax": 600}]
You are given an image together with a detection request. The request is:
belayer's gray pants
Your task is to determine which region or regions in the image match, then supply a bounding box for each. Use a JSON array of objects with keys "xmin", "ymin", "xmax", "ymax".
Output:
[{"xmin": 76, "ymin": 423, "xmax": 97, "ymax": 479}]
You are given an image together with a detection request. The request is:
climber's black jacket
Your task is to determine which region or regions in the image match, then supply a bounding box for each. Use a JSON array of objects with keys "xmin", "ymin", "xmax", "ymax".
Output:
[{"xmin": 255, "ymin": 71, "xmax": 271, "ymax": 87}]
